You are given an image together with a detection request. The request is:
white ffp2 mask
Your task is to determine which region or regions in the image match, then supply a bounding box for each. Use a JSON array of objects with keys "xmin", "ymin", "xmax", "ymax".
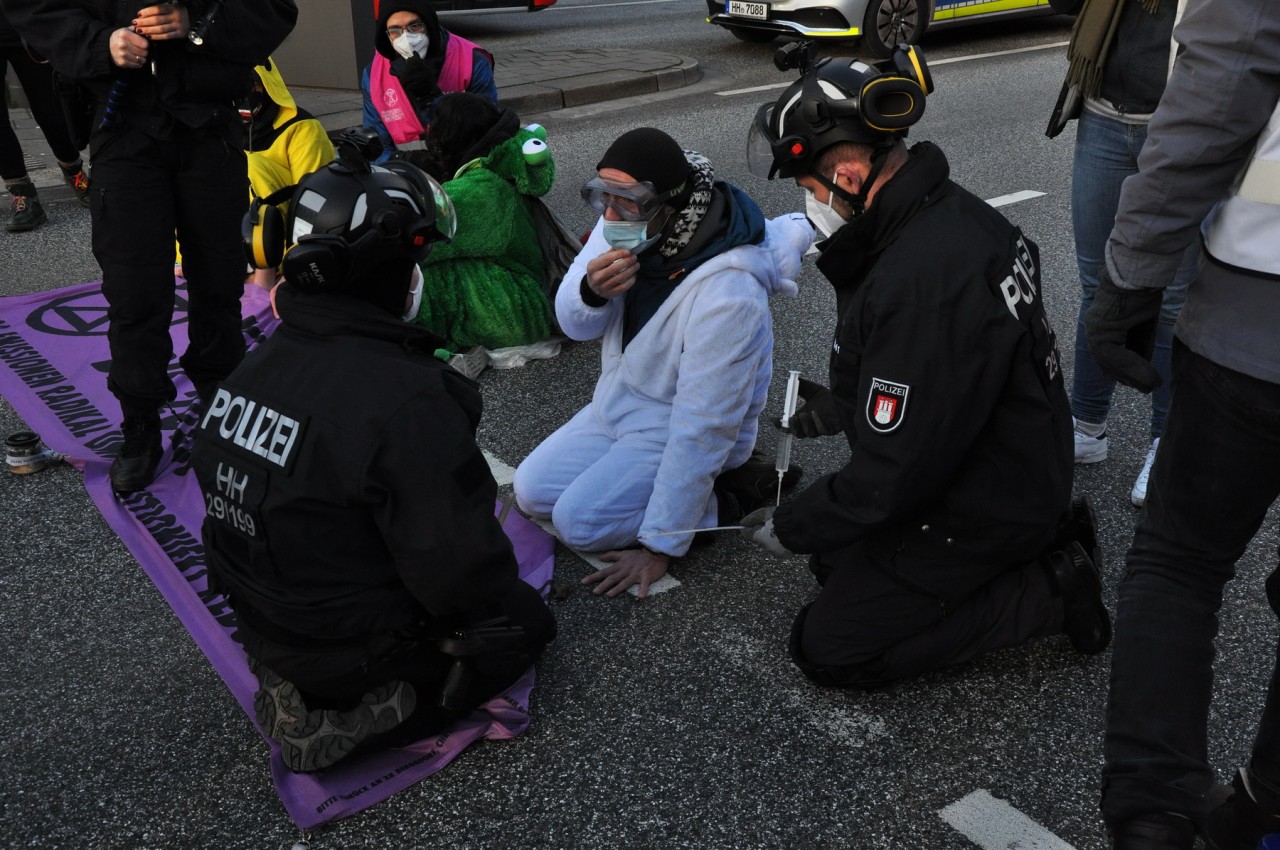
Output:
[{"xmin": 392, "ymin": 32, "xmax": 429, "ymax": 60}]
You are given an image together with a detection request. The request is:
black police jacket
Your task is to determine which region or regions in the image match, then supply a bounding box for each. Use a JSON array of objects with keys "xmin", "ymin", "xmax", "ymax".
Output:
[
  {"xmin": 773, "ymin": 143, "xmax": 1073, "ymax": 566},
  {"xmin": 192, "ymin": 287, "xmax": 521, "ymax": 643},
  {"xmin": 1, "ymin": 0, "xmax": 296, "ymax": 140}
]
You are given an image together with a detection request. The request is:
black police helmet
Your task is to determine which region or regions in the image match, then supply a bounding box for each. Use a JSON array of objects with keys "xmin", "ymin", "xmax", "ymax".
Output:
[
  {"xmin": 747, "ymin": 44, "xmax": 933, "ymax": 180},
  {"xmin": 281, "ymin": 160, "xmax": 455, "ymax": 315}
]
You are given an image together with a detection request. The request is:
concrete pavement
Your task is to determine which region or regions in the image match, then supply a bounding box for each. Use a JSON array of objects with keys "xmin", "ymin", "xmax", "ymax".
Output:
[{"xmin": 4, "ymin": 46, "xmax": 700, "ymax": 196}]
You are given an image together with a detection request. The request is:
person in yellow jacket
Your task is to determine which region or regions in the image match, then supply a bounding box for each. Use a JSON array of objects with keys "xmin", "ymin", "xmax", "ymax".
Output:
[{"xmin": 177, "ymin": 58, "xmax": 335, "ymax": 288}]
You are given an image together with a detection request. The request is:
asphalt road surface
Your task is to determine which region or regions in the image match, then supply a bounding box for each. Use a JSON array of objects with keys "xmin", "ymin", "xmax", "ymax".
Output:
[{"xmin": 3, "ymin": 4, "xmax": 1276, "ymax": 849}]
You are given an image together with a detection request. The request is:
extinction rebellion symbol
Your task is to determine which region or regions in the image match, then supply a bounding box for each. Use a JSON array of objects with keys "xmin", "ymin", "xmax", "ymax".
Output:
[{"xmin": 866, "ymin": 377, "xmax": 909, "ymax": 434}]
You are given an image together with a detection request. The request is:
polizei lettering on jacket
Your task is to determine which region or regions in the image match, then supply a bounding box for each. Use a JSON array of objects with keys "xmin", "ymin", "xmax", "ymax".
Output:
[
  {"xmin": 998, "ymin": 235, "xmax": 1039, "ymax": 321},
  {"xmin": 200, "ymin": 388, "xmax": 304, "ymax": 470}
]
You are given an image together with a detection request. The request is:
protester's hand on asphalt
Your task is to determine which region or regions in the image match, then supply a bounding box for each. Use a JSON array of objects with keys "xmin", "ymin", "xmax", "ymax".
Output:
[
  {"xmin": 1084, "ymin": 271, "xmax": 1163, "ymax": 393},
  {"xmin": 585, "ymin": 248, "xmax": 638, "ymax": 300},
  {"xmin": 740, "ymin": 507, "xmax": 793, "ymax": 557},
  {"xmin": 772, "ymin": 378, "xmax": 842, "ymax": 438},
  {"xmin": 583, "ymin": 548, "xmax": 669, "ymax": 599},
  {"xmin": 134, "ymin": 4, "xmax": 190, "ymax": 40},
  {"xmin": 110, "ymin": 28, "xmax": 149, "ymax": 69}
]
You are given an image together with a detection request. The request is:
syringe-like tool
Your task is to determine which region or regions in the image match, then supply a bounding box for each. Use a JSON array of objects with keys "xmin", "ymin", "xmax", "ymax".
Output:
[{"xmin": 775, "ymin": 370, "xmax": 801, "ymax": 506}]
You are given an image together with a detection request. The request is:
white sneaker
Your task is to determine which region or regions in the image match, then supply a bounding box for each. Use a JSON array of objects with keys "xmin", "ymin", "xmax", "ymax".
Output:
[
  {"xmin": 1131, "ymin": 437, "xmax": 1160, "ymax": 508},
  {"xmin": 1073, "ymin": 418, "xmax": 1108, "ymax": 464}
]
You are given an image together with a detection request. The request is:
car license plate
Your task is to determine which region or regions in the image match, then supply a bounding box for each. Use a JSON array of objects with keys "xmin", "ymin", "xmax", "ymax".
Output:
[{"xmin": 727, "ymin": 0, "xmax": 768, "ymax": 19}]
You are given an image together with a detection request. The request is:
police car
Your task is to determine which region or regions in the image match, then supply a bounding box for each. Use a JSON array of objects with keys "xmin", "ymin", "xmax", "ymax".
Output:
[{"xmin": 707, "ymin": 0, "xmax": 1057, "ymax": 57}]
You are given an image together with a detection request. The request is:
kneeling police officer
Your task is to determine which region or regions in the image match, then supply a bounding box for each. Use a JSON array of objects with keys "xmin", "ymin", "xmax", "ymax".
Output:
[
  {"xmin": 741, "ymin": 44, "xmax": 1109, "ymax": 688},
  {"xmin": 192, "ymin": 157, "xmax": 555, "ymax": 772}
]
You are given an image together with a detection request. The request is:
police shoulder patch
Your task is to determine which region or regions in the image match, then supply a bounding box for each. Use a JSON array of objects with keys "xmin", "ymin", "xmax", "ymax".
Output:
[{"xmin": 866, "ymin": 377, "xmax": 909, "ymax": 433}]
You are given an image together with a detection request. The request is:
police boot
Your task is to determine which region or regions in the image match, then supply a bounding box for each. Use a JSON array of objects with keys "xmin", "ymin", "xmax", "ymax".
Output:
[
  {"xmin": 1206, "ymin": 767, "xmax": 1280, "ymax": 850},
  {"xmin": 1054, "ymin": 495, "xmax": 1103, "ymax": 573},
  {"xmin": 1043, "ymin": 540, "xmax": 1111, "ymax": 654},
  {"xmin": 109, "ymin": 409, "xmax": 163, "ymax": 494},
  {"xmin": 1108, "ymin": 812, "xmax": 1196, "ymax": 850}
]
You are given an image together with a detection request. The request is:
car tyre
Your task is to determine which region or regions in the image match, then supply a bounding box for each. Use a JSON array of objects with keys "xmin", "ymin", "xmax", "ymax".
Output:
[
  {"xmin": 861, "ymin": 0, "xmax": 930, "ymax": 58},
  {"xmin": 728, "ymin": 25, "xmax": 778, "ymax": 43}
]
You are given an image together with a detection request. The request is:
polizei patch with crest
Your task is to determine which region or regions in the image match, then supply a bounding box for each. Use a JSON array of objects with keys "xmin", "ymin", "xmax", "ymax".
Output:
[{"xmin": 866, "ymin": 378, "xmax": 910, "ymax": 433}]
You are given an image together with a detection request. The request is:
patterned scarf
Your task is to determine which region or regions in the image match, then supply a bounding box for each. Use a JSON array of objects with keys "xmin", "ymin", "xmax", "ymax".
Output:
[
  {"xmin": 658, "ymin": 151, "xmax": 715, "ymax": 259},
  {"xmin": 1065, "ymin": 0, "xmax": 1161, "ymax": 100}
]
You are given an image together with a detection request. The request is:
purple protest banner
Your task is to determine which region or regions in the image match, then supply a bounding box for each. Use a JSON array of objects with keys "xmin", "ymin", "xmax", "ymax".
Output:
[{"xmin": 0, "ymin": 280, "xmax": 554, "ymax": 828}]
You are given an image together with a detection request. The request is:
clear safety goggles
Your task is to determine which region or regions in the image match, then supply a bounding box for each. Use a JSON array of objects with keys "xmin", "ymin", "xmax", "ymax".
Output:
[
  {"xmin": 746, "ymin": 102, "xmax": 809, "ymax": 179},
  {"xmin": 580, "ymin": 176, "xmax": 681, "ymax": 222}
]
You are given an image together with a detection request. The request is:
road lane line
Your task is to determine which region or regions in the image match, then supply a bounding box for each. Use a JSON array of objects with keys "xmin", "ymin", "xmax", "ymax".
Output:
[
  {"xmin": 483, "ymin": 450, "xmax": 683, "ymax": 597},
  {"xmin": 716, "ymin": 40, "xmax": 1069, "ymax": 97},
  {"xmin": 987, "ymin": 189, "xmax": 1047, "ymax": 208},
  {"xmin": 941, "ymin": 790, "xmax": 1078, "ymax": 850}
]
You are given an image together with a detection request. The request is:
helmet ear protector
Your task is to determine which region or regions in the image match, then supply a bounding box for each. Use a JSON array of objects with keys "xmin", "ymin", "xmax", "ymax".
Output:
[
  {"xmin": 241, "ymin": 185, "xmax": 297, "ymax": 270},
  {"xmin": 281, "ymin": 207, "xmax": 412, "ymax": 295},
  {"xmin": 747, "ymin": 42, "xmax": 933, "ymax": 180}
]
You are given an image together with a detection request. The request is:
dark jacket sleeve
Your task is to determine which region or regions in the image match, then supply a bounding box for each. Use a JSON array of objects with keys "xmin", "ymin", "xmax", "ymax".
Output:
[
  {"xmin": 364, "ymin": 379, "xmax": 519, "ymax": 621},
  {"xmin": 773, "ymin": 284, "xmax": 1021, "ymax": 554}
]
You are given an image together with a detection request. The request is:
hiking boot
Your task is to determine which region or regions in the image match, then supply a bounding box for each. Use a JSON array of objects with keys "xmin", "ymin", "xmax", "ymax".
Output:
[
  {"xmin": 714, "ymin": 448, "xmax": 803, "ymax": 513},
  {"xmin": 6, "ymin": 182, "xmax": 47, "ymax": 232},
  {"xmin": 1044, "ymin": 540, "xmax": 1111, "ymax": 654},
  {"xmin": 63, "ymin": 166, "xmax": 91, "ymax": 207},
  {"xmin": 254, "ymin": 664, "xmax": 418, "ymax": 773},
  {"xmin": 109, "ymin": 413, "xmax": 163, "ymax": 494},
  {"xmin": 1108, "ymin": 812, "xmax": 1196, "ymax": 850},
  {"xmin": 1074, "ymin": 417, "xmax": 1108, "ymax": 464},
  {"xmin": 1206, "ymin": 767, "xmax": 1280, "ymax": 850},
  {"xmin": 1131, "ymin": 437, "xmax": 1160, "ymax": 508}
]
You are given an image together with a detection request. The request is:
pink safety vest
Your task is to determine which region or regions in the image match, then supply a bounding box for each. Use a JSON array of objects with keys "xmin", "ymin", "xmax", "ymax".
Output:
[{"xmin": 370, "ymin": 34, "xmax": 483, "ymax": 146}]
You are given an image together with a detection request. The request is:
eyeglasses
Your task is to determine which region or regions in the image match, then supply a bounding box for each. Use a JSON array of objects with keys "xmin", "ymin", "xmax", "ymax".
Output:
[{"xmin": 386, "ymin": 20, "xmax": 426, "ymax": 38}]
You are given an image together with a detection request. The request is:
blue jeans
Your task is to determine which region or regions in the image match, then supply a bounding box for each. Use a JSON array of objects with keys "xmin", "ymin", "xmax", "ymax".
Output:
[
  {"xmin": 1101, "ymin": 343, "xmax": 1280, "ymax": 827},
  {"xmin": 1071, "ymin": 111, "xmax": 1196, "ymax": 438}
]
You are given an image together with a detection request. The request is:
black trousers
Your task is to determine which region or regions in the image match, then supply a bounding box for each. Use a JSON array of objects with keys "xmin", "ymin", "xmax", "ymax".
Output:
[
  {"xmin": 90, "ymin": 121, "xmax": 247, "ymax": 414},
  {"xmin": 244, "ymin": 581, "xmax": 557, "ymax": 748},
  {"xmin": 0, "ymin": 44, "xmax": 80, "ymax": 179},
  {"xmin": 791, "ymin": 531, "xmax": 1063, "ymax": 689},
  {"xmin": 1102, "ymin": 343, "xmax": 1280, "ymax": 828}
]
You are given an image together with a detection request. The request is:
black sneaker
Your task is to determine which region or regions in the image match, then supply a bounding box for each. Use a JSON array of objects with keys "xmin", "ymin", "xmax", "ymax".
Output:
[
  {"xmin": 62, "ymin": 164, "xmax": 91, "ymax": 207},
  {"xmin": 1107, "ymin": 812, "xmax": 1196, "ymax": 849},
  {"xmin": 109, "ymin": 414, "xmax": 163, "ymax": 494},
  {"xmin": 6, "ymin": 182, "xmax": 47, "ymax": 232},
  {"xmin": 1206, "ymin": 768, "xmax": 1280, "ymax": 850},
  {"xmin": 714, "ymin": 448, "xmax": 803, "ymax": 513},
  {"xmin": 1044, "ymin": 541, "xmax": 1112, "ymax": 654},
  {"xmin": 256, "ymin": 669, "xmax": 418, "ymax": 773}
]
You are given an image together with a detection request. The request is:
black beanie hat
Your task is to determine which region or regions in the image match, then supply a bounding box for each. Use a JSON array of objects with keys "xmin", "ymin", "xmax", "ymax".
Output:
[{"xmin": 597, "ymin": 127, "xmax": 691, "ymax": 200}]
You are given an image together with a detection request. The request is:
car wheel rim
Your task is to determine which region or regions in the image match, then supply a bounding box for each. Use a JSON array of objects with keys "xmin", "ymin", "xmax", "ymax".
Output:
[{"xmin": 875, "ymin": 0, "xmax": 919, "ymax": 45}]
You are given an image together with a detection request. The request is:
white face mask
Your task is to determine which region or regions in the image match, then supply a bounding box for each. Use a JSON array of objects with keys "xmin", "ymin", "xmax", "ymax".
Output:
[
  {"xmin": 392, "ymin": 31, "xmax": 429, "ymax": 60},
  {"xmin": 602, "ymin": 219, "xmax": 660, "ymax": 254},
  {"xmin": 402, "ymin": 265, "xmax": 424, "ymax": 322},
  {"xmin": 803, "ymin": 173, "xmax": 849, "ymax": 239}
]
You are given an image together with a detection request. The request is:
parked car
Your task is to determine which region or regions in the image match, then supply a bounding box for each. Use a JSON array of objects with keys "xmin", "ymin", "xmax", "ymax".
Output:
[{"xmin": 706, "ymin": 0, "xmax": 1057, "ymax": 57}]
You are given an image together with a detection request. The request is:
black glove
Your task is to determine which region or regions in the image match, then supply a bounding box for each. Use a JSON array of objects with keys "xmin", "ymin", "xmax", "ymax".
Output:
[
  {"xmin": 1084, "ymin": 271, "xmax": 1164, "ymax": 393},
  {"xmin": 400, "ymin": 56, "xmax": 442, "ymax": 106},
  {"xmin": 772, "ymin": 378, "xmax": 842, "ymax": 438}
]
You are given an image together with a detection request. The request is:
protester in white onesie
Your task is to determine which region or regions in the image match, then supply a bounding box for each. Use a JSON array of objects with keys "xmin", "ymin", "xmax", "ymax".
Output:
[{"xmin": 514, "ymin": 127, "xmax": 812, "ymax": 598}]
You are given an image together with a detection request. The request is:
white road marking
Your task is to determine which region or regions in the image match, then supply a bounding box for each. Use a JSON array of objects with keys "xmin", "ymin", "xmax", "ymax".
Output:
[
  {"xmin": 716, "ymin": 40, "xmax": 1070, "ymax": 97},
  {"xmin": 483, "ymin": 450, "xmax": 682, "ymax": 597},
  {"xmin": 987, "ymin": 189, "xmax": 1047, "ymax": 208},
  {"xmin": 716, "ymin": 632, "xmax": 888, "ymax": 746},
  {"xmin": 940, "ymin": 790, "xmax": 1078, "ymax": 850}
]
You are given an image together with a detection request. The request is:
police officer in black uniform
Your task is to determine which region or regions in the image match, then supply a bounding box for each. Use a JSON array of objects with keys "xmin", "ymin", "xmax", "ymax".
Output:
[
  {"xmin": 191, "ymin": 159, "xmax": 556, "ymax": 773},
  {"xmin": 740, "ymin": 44, "xmax": 1110, "ymax": 689},
  {"xmin": 0, "ymin": 0, "xmax": 297, "ymax": 493}
]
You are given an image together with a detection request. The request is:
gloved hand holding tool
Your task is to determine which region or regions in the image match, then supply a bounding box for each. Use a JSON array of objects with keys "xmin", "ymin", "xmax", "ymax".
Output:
[
  {"xmin": 740, "ymin": 506, "xmax": 793, "ymax": 557},
  {"xmin": 772, "ymin": 377, "xmax": 841, "ymax": 438},
  {"xmin": 1084, "ymin": 270, "xmax": 1164, "ymax": 393}
]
